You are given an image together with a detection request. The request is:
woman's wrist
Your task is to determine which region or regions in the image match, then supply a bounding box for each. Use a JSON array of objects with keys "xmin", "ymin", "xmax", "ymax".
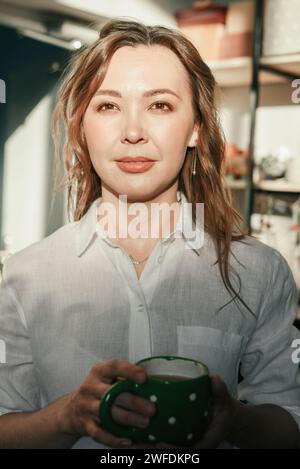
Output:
[{"xmin": 55, "ymin": 392, "xmax": 79, "ymax": 437}]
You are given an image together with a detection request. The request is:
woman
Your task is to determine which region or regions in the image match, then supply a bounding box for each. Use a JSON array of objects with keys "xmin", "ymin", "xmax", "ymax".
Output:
[{"xmin": 0, "ymin": 19, "xmax": 299, "ymax": 449}]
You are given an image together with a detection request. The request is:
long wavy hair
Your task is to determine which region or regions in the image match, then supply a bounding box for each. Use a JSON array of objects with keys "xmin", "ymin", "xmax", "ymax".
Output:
[{"xmin": 52, "ymin": 18, "xmax": 251, "ymax": 313}]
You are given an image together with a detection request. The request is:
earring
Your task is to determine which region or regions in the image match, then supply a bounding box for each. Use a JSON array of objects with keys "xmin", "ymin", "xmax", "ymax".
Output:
[{"xmin": 192, "ymin": 148, "xmax": 197, "ymax": 176}]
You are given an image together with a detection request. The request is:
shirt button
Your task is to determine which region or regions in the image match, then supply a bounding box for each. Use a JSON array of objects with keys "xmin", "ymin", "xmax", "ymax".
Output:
[
  {"xmin": 138, "ymin": 304, "xmax": 144, "ymax": 311},
  {"xmin": 157, "ymin": 256, "xmax": 164, "ymax": 264}
]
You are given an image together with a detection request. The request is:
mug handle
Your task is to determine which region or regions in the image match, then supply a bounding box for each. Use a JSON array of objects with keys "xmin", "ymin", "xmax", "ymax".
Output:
[{"xmin": 99, "ymin": 379, "xmax": 140, "ymax": 439}]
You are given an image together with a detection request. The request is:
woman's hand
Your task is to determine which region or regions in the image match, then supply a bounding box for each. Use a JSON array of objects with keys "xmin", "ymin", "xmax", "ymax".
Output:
[
  {"xmin": 62, "ymin": 359, "xmax": 156, "ymax": 448},
  {"xmin": 131, "ymin": 374, "xmax": 239, "ymax": 449}
]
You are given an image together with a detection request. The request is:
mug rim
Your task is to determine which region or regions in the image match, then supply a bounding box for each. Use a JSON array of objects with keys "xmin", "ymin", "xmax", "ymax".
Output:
[{"xmin": 136, "ymin": 355, "xmax": 209, "ymax": 381}]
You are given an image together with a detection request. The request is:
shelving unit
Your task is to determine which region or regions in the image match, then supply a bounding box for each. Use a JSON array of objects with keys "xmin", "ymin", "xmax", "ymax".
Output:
[
  {"xmin": 249, "ymin": 0, "xmax": 300, "ymax": 324},
  {"xmin": 245, "ymin": 0, "xmax": 300, "ymax": 229},
  {"xmin": 208, "ymin": 1, "xmax": 300, "ymax": 241},
  {"xmin": 208, "ymin": 53, "xmax": 300, "ymax": 87},
  {"xmin": 218, "ymin": 1, "xmax": 300, "ymax": 323},
  {"xmin": 260, "ymin": 53, "xmax": 300, "ymax": 81},
  {"xmin": 213, "ymin": 1, "xmax": 300, "ymax": 229}
]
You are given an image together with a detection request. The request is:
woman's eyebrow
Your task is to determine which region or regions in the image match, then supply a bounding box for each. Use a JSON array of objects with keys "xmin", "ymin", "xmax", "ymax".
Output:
[{"xmin": 94, "ymin": 88, "xmax": 181, "ymax": 99}]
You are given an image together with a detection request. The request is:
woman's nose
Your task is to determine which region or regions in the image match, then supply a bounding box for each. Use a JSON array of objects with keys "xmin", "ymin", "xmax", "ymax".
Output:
[{"xmin": 121, "ymin": 114, "xmax": 148, "ymax": 144}]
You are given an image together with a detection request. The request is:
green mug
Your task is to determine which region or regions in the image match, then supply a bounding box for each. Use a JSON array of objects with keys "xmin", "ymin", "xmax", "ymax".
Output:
[{"xmin": 99, "ymin": 355, "xmax": 212, "ymax": 447}]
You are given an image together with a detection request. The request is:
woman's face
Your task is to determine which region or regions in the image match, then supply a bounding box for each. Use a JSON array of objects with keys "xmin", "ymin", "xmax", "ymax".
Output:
[{"xmin": 83, "ymin": 44, "xmax": 198, "ymax": 202}]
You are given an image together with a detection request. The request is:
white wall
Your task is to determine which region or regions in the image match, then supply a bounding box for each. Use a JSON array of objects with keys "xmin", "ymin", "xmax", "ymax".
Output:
[{"xmin": 1, "ymin": 94, "xmax": 52, "ymax": 253}]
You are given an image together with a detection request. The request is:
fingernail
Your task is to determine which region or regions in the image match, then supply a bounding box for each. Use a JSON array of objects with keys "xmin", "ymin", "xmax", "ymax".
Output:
[{"xmin": 147, "ymin": 405, "xmax": 155, "ymax": 416}]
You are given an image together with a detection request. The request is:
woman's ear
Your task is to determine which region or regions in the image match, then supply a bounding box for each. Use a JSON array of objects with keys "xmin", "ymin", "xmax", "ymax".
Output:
[{"xmin": 187, "ymin": 123, "xmax": 199, "ymax": 148}]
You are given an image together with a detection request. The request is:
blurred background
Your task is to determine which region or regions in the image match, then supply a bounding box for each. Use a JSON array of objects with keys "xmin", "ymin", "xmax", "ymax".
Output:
[{"xmin": 0, "ymin": 0, "xmax": 299, "ymax": 321}]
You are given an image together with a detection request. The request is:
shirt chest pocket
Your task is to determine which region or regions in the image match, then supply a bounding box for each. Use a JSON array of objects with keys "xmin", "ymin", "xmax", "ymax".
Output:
[{"xmin": 177, "ymin": 326, "xmax": 249, "ymax": 394}]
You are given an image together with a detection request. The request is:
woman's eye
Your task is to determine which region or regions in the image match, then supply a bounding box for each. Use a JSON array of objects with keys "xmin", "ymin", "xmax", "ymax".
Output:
[
  {"xmin": 95, "ymin": 101, "xmax": 172, "ymax": 112},
  {"xmin": 151, "ymin": 101, "xmax": 172, "ymax": 111},
  {"xmin": 97, "ymin": 103, "xmax": 116, "ymax": 111}
]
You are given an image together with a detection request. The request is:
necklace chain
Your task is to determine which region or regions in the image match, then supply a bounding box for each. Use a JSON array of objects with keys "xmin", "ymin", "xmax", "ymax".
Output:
[{"xmin": 129, "ymin": 254, "xmax": 149, "ymax": 265}]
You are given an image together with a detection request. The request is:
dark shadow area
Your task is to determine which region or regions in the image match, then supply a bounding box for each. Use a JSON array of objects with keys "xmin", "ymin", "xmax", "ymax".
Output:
[
  {"xmin": 0, "ymin": 24, "xmax": 71, "ymax": 245},
  {"xmin": 0, "ymin": 25, "xmax": 70, "ymax": 139}
]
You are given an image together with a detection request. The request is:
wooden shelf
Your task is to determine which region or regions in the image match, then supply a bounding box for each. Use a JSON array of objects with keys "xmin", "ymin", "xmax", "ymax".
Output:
[
  {"xmin": 260, "ymin": 53, "xmax": 300, "ymax": 78},
  {"xmin": 226, "ymin": 177, "xmax": 300, "ymax": 194},
  {"xmin": 254, "ymin": 179, "xmax": 300, "ymax": 194},
  {"xmin": 207, "ymin": 54, "xmax": 300, "ymax": 87}
]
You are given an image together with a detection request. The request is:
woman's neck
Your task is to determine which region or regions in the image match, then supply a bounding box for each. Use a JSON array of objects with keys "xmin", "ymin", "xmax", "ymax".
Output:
[
  {"xmin": 97, "ymin": 185, "xmax": 181, "ymax": 255},
  {"xmin": 100, "ymin": 186, "xmax": 180, "ymax": 235}
]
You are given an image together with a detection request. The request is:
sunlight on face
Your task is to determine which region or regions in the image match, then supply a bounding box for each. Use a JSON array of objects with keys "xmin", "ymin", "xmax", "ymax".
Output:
[{"xmin": 83, "ymin": 45, "xmax": 198, "ymax": 202}]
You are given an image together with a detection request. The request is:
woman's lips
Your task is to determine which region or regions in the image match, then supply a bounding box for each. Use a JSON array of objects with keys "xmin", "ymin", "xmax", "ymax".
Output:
[{"xmin": 116, "ymin": 160, "xmax": 155, "ymax": 173}]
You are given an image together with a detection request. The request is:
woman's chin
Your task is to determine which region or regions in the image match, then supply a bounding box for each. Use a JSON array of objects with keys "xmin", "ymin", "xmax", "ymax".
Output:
[
  {"xmin": 110, "ymin": 184, "xmax": 163, "ymax": 203},
  {"xmin": 119, "ymin": 190, "xmax": 159, "ymax": 203}
]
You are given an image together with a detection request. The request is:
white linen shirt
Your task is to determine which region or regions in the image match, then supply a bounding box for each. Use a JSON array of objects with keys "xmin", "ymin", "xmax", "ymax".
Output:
[{"xmin": 0, "ymin": 191, "xmax": 300, "ymax": 449}]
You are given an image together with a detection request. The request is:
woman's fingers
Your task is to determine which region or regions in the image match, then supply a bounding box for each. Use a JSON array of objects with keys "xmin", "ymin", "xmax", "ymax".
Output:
[
  {"xmin": 77, "ymin": 360, "xmax": 162, "ymax": 448},
  {"xmin": 110, "ymin": 404, "xmax": 151, "ymax": 429},
  {"xmin": 115, "ymin": 392, "xmax": 156, "ymax": 417},
  {"xmin": 84, "ymin": 417, "xmax": 133, "ymax": 448},
  {"xmin": 93, "ymin": 360, "xmax": 147, "ymax": 384}
]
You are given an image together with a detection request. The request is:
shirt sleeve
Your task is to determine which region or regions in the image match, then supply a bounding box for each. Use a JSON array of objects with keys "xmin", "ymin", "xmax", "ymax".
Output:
[
  {"xmin": 238, "ymin": 248, "xmax": 300, "ymax": 432},
  {"xmin": 0, "ymin": 259, "xmax": 40, "ymax": 415}
]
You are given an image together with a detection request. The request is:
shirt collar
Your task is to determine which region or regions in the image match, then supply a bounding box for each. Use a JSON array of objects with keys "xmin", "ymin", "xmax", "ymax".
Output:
[{"xmin": 75, "ymin": 191, "xmax": 205, "ymax": 257}]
